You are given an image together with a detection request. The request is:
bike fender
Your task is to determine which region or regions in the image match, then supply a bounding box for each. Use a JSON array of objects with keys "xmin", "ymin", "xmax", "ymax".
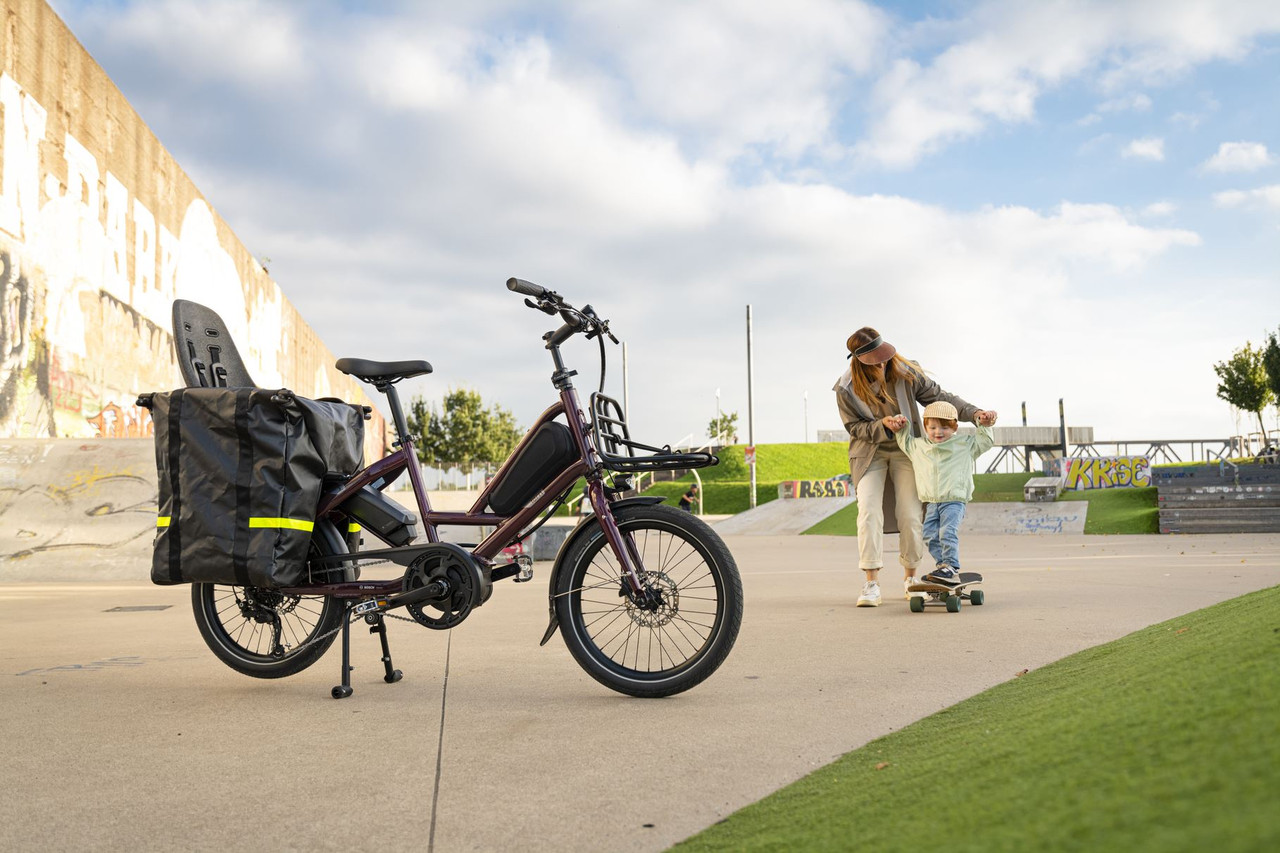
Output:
[{"xmin": 538, "ymin": 495, "xmax": 666, "ymax": 646}]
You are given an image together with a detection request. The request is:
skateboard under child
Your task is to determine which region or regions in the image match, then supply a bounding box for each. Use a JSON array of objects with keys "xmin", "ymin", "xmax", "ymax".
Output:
[{"xmin": 907, "ymin": 571, "xmax": 984, "ymax": 613}]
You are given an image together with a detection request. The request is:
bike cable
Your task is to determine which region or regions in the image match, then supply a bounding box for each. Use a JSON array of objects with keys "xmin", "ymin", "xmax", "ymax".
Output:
[{"xmin": 506, "ymin": 482, "xmax": 576, "ymax": 551}]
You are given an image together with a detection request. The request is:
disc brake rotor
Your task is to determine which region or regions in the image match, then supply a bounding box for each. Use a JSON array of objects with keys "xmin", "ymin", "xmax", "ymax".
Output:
[{"xmin": 624, "ymin": 571, "xmax": 679, "ymax": 628}]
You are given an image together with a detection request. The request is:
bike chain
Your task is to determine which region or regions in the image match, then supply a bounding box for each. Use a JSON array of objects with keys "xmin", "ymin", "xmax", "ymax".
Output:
[{"xmin": 281, "ymin": 557, "xmax": 424, "ymax": 655}]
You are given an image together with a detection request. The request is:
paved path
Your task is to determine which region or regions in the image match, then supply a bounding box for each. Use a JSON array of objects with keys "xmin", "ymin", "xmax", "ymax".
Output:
[{"xmin": 2, "ymin": 533, "xmax": 1278, "ymax": 851}]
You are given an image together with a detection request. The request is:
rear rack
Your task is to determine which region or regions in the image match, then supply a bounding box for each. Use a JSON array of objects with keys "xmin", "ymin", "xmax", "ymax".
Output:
[{"xmin": 590, "ymin": 392, "xmax": 718, "ymax": 473}]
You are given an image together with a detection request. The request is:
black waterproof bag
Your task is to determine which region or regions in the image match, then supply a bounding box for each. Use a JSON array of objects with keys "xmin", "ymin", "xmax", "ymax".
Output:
[{"xmin": 147, "ymin": 387, "xmax": 365, "ymax": 587}]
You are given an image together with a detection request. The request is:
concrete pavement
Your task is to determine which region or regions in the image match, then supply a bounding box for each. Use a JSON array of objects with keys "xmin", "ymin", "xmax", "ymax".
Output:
[{"xmin": 2, "ymin": 532, "xmax": 1279, "ymax": 851}]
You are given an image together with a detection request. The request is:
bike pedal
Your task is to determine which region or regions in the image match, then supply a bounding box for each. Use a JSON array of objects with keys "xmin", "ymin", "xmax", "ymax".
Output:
[
  {"xmin": 353, "ymin": 598, "xmax": 389, "ymax": 616},
  {"xmin": 513, "ymin": 554, "xmax": 534, "ymax": 583}
]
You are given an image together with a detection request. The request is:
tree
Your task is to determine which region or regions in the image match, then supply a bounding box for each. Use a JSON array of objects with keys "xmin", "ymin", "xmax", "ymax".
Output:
[
  {"xmin": 1214, "ymin": 342, "xmax": 1274, "ymax": 436},
  {"xmin": 1263, "ymin": 329, "xmax": 1280, "ymax": 406},
  {"xmin": 707, "ymin": 411, "xmax": 739, "ymax": 445},
  {"xmin": 407, "ymin": 388, "xmax": 522, "ymax": 479}
]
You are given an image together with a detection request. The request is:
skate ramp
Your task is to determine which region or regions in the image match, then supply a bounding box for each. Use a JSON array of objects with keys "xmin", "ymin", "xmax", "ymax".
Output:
[
  {"xmin": 714, "ymin": 496, "xmax": 854, "ymax": 536},
  {"xmin": 1, "ymin": 439, "xmax": 157, "ymax": 581},
  {"xmin": 959, "ymin": 501, "xmax": 1086, "ymax": 535}
]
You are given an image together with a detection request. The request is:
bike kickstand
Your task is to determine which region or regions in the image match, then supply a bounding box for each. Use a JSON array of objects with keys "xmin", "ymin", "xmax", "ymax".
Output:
[
  {"xmin": 332, "ymin": 605, "xmax": 354, "ymax": 699},
  {"xmin": 368, "ymin": 614, "xmax": 403, "ymax": 684}
]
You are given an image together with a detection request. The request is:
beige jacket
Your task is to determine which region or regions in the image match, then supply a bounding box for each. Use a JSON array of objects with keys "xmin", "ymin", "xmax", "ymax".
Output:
[{"xmin": 833, "ymin": 363, "xmax": 979, "ymax": 486}]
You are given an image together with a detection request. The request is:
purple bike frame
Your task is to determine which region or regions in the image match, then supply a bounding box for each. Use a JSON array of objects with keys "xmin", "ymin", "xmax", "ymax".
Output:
[{"xmin": 289, "ymin": 385, "xmax": 644, "ymax": 599}]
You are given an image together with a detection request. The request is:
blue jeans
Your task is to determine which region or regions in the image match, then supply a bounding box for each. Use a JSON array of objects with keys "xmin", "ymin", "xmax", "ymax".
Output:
[{"xmin": 923, "ymin": 501, "xmax": 966, "ymax": 570}]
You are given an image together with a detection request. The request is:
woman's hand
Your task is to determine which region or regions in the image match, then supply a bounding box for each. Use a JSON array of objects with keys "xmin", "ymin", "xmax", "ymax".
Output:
[
  {"xmin": 882, "ymin": 415, "xmax": 907, "ymax": 432},
  {"xmin": 975, "ymin": 410, "xmax": 998, "ymax": 426}
]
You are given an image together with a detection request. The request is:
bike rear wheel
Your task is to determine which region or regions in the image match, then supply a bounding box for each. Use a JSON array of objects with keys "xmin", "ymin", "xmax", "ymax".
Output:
[
  {"xmin": 191, "ymin": 524, "xmax": 349, "ymax": 679},
  {"xmin": 555, "ymin": 504, "xmax": 743, "ymax": 697}
]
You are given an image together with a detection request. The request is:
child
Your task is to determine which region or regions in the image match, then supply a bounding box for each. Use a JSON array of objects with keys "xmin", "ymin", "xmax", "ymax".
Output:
[{"xmin": 888, "ymin": 401, "xmax": 994, "ymax": 587}]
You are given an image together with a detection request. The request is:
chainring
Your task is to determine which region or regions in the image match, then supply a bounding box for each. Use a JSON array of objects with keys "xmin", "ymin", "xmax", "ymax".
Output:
[{"xmin": 402, "ymin": 544, "xmax": 489, "ymax": 630}]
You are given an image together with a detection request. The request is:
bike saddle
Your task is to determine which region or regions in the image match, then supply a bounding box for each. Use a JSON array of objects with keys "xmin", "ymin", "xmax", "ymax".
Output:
[{"xmin": 335, "ymin": 357, "xmax": 433, "ymax": 385}]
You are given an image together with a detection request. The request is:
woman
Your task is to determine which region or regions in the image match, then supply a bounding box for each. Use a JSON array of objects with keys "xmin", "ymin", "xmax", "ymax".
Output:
[{"xmin": 833, "ymin": 327, "xmax": 996, "ymax": 607}]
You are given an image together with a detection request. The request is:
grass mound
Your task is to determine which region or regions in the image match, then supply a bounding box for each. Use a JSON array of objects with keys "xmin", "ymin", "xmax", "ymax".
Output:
[{"xmin": 674, "ymin": 586, "xmax": 1280, "ymax": 852}]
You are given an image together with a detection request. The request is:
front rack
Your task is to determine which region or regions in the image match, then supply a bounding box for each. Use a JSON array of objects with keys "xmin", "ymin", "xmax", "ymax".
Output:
[{"xmin": 590, "ymin": 392, "xmax": 718, "ymax": 473}]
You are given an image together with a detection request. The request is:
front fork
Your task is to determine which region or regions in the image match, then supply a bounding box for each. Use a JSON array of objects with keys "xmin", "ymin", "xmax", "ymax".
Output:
[{"xmin": 585, "ymin": 478, "xmax": 647, "ymax": 594}]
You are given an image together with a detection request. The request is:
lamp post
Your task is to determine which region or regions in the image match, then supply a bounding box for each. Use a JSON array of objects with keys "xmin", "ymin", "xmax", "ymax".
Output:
[
  {"xmin": 746, "ymin": 305, "xmax": 756, "ymax": 509},
  {"xmin": 803, "ymin": 390, "xmax": 808, "ymax": 443}
]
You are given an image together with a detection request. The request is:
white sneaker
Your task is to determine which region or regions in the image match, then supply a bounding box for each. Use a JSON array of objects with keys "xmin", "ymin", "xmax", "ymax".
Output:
[
  {"xmin": 857, "ymin": 581, "xmax": 882, "ymax": 607},
  {"xmin": 904, "ymin": 576, "xmax": 918, "ymax": 599}
]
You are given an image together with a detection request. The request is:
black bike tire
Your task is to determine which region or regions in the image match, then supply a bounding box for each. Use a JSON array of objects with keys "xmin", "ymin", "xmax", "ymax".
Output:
[
  {"xmin": 190, "ymin": 530, "xmax": 348, "ymax": 679},
  {"xmin": 555, "ymin": 504, "xmax": 743, "ymax": 697}
]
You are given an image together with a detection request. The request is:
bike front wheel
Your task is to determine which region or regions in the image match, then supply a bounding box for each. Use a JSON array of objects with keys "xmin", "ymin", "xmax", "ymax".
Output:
[
  {"xmin": 190, "ymin": 525, "xmax": 349, "ymax": 679},
  {"xmin": 555, "ymin": 504, "xmax": 743, "ymax": 697}
]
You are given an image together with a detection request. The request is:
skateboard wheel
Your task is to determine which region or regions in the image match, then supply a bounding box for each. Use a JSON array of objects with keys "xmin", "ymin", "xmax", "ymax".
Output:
[
  {"xmin": 945, "ymin": 595, "xmax": 961, "ymax": 613},
  {"xmin": 970, "ymin": 589, "xmax": 985, "ymax": 606},
  {"xmin": 909, "ymin": 596, "xmax": 925, "ymax": 613}
]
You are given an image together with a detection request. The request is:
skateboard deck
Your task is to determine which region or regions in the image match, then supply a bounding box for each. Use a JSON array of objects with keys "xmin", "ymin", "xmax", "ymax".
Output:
[{"xmin": 907, "ymin": 571, "xmax": 984, "ymax": 612}]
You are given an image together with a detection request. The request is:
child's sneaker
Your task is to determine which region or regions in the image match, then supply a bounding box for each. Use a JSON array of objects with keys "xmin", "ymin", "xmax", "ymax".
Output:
[
  {"xmin": 924, "ymin": 566, "xmax": 961, "ymax": 587},
  {"xmin": 904, "ymin": 576, "xmax": 919, "ymax": 599},
  {"xmin": 856, "ymin": 581, "xmax": 882, "ymax": 607}
]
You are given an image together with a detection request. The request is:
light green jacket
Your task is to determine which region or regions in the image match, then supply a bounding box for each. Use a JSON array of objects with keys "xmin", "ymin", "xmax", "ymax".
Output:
[{"xmin": 894, "ymin": 426, "xmax": 994, "ymax": 503}]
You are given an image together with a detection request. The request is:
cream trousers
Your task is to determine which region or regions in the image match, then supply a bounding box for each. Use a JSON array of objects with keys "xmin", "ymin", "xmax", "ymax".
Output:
[{"xmin": 855, "ymin": 444, "xmax": 923, "ymax": 572}]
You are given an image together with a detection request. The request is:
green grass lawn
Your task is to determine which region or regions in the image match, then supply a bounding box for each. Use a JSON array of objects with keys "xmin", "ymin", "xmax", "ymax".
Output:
[
  {"xmin": 801, "ymin": 486, "xmax": 1159, "ymax": 536},
  {"xmin": 673, "ymin": 586, "xmax": 1280, "ymax": 852},
  {"xmin": 635, "ymin": 444, "xmax": 1163, "ymax": 532}
]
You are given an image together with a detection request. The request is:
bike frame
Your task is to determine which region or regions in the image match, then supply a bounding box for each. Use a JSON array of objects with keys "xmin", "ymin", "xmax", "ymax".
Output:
[{"xmin": 277, "ymin": 348, "xmax": 645, "ymax": 601}]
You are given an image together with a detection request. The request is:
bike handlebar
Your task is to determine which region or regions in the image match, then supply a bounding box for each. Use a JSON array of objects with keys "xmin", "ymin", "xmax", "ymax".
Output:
[
  {"xmin": 506, "ymin": 277, "xmax": 547, "ymax": 298},
  {"xmin": 508, "ymin": 275, "xmax": 618, "ymax": 348}
]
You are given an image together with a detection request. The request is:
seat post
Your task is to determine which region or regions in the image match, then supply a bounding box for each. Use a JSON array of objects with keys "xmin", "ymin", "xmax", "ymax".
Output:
[{"xmin": 379, "ymin": 382, "xmax": 412, "ymax": 447}]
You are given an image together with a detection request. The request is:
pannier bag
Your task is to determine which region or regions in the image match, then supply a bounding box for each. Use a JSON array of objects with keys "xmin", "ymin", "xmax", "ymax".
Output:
[{"xmin": 146, "ymin": 387, "xmax": 365, "ymax": 587}]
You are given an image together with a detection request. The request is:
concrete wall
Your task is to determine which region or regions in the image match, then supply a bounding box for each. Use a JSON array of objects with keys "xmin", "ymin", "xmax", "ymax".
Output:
[{"xmin": 0, "ymin": 0, "xmax": 386, "ymax": 458}]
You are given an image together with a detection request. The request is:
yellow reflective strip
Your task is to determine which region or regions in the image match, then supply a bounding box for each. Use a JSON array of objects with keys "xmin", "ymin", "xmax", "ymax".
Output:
[
  {"xmin": 156, "ymin": 516, "xmax": 171, "ymax": 528},
  {"xmin": 347, "ymin": 523, "xmax": 362, "ymax": 533},
  {"xmin": 248, "ymin": 517, "xmax": 315, "ymax": 532}
]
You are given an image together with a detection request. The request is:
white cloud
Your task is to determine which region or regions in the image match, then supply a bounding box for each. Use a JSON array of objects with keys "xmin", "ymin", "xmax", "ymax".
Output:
[
  {"xmin": 1213, "ymin": 185, "xmax": 1280, "ymax": 209},
  {"xmin": 66, "ymin": 0, "xmax": 307, "ymax": 88},
  {"xmin": 569, "ymin": 0, "xmax": 888, "ymax": 161},
  {"xmin": 858, "ymin": 0, "xmax": 1280, "ymax": 167},
  {"xmin": 41, "ymin": 0, "xmax": 1270, "ymax": 447},
  {"xmin": 1202, "ymin": 141, "xmax": 1274, "ymax": 172},
  {"xmin": 1141, "ymin": 201, "xmax": 1177, "ymax": 217},
  {"xmin": 1122, "ymin": 137, "xmax": 1165, "ymax": 161}
]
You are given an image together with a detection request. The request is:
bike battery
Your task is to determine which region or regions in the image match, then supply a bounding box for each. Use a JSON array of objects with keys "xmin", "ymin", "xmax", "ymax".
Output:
[{"xmin": 343, "ymin": 485, "xmax": 418, "ymax": 546}]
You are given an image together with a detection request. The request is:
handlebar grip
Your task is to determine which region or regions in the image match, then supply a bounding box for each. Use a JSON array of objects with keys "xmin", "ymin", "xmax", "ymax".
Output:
[{"xmin": 507, "ymin": 277, "xmax": 547, "ymax": 298}]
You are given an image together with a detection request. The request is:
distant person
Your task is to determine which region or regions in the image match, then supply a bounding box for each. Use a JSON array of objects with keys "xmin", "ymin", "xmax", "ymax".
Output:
[
  {"xmin": 833, "ymin": 327, "xmax": 996, "ymax": 607},
  {"xmin": 679, "ymin": 484, "xmax": 699, "ymax": 513},
  {"xmin": 888, "ymin": 401, "xmax": 994, "ymax": 588}
]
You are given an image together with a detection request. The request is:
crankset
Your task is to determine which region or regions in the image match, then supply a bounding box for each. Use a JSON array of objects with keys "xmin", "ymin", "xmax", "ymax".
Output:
[{"xmin": 401, "ymin": 542, "xmax": 490, "ymax": 629}]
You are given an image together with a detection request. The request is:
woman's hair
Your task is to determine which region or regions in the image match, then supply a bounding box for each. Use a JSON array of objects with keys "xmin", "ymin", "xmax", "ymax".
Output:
[{"xmin": 846, "ymin": 326, "xmax": 916, "ymax": 406}]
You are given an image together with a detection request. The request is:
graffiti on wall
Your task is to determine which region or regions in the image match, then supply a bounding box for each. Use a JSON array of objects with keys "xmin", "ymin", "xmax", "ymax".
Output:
[
  {"xmin": 0, "ymin": 50, "xmax": 382, "ymax": 451},
  {"xmin": 779, "ymin": 478, "xmax": 853, "ymax": 499},
  {"xmin": 1052, "ymin": 456, "xmax": 1151, "ymax": 490}
]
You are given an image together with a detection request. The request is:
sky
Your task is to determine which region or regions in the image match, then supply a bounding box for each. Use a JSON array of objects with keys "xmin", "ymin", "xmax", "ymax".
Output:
[{"xmin": 48, "ymin": 0, "xmax": 1280, "ymax": 457}]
